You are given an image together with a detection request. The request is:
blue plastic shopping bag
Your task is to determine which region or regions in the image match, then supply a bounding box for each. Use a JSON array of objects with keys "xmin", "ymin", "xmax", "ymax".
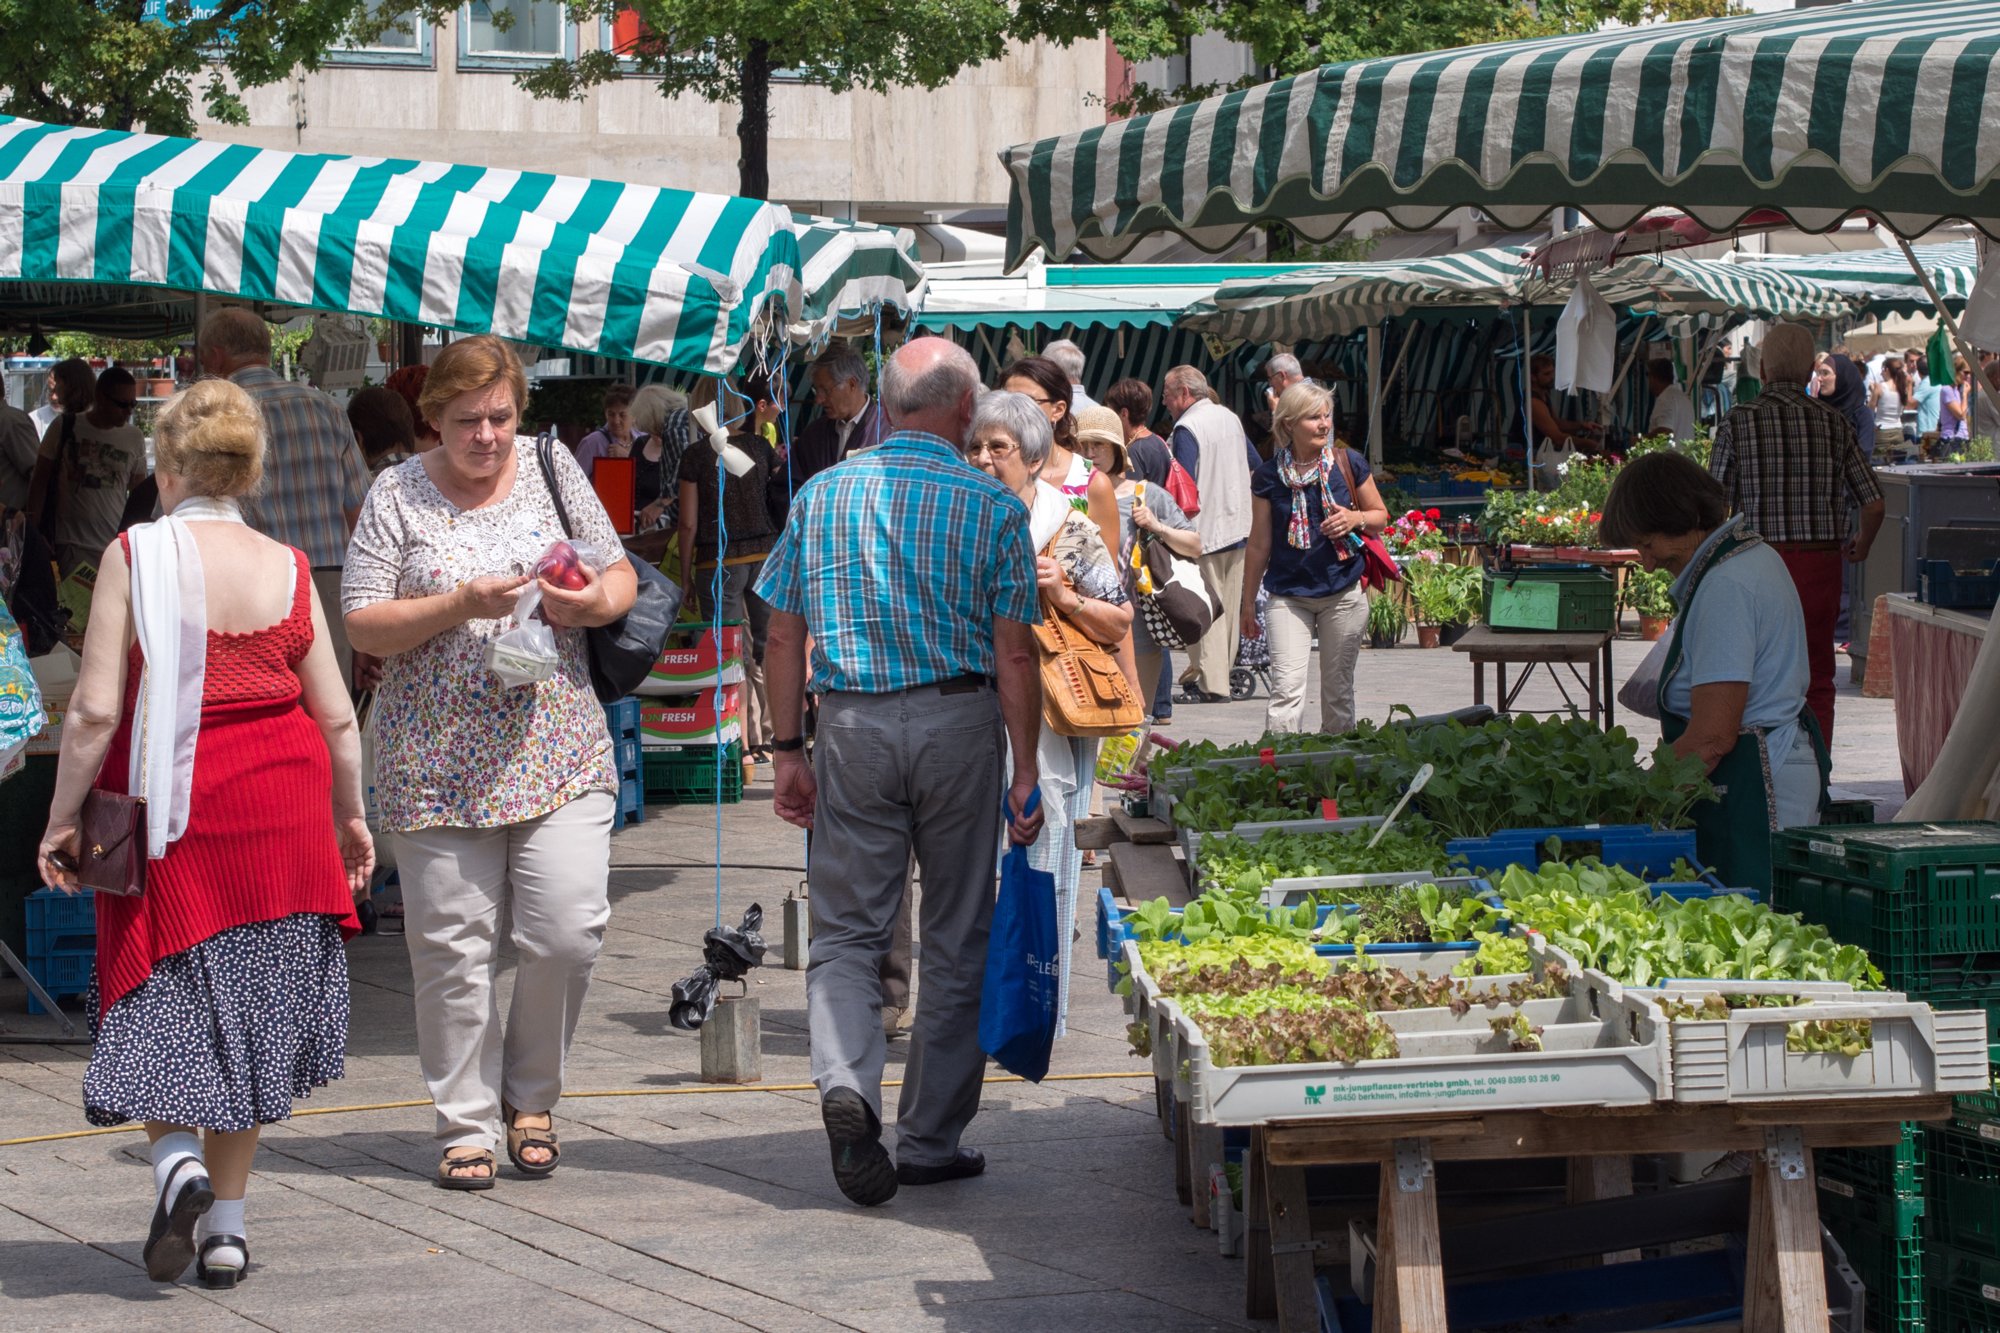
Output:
[{"xmin": 978, "ymin": 789, "xmax": 1058, "ymax": 1083}]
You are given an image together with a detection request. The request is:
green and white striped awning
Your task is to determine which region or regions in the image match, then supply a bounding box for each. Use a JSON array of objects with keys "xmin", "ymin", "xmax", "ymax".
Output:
[
  {"xmin": 1731, "ymin": 241, "xmax": 1977, "ymax": 315},
  {"xmin": 1004, "ymin": 0, "xmax": 2000, "ymax": 266},
  {"xmin": 0, "ymin": 115, "xmax": 813, "ymax": 376},
  {"xmin": 1181, "ymin": 244, "xmax": 1865, "ymax": 343},
  {"xmin": 789, "ymin": 213, "xmax": 926, "ymax": 346}
]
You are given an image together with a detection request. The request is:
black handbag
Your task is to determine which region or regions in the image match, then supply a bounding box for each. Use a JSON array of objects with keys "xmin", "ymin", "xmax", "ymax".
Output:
[{"xmin": 536, "ymin": 438, "xmax": 682, "ymax": 702}]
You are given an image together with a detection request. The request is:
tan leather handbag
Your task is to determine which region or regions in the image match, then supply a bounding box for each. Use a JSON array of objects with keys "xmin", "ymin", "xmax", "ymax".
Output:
[{"xmin": 1034, "ymin": 550, "xmax": 1145, "ymax": 738}]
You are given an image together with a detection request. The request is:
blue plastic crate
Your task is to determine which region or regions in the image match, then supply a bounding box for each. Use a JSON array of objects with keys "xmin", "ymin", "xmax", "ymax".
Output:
[
  {"xmin": 26, "ymin": 888, "xmax": 95, "ymax": 956},
  {"xmin": 603, "ymin": 696, "xmax": 642, "ymax": 740},
  {"xmin": 1446, "ymin": 824, "xmax": 1699, "ymax": 880},
  {"xmin": 25, "ymin": 948, "xmax": 93, "ymax": 1014},
  {"xmin": 1920, "ymin": 558, "xmax": 2000, "ymax": 611},
  {"xmin": 614, "ymin": 735, "xmax": 642, "ymax": 777}
]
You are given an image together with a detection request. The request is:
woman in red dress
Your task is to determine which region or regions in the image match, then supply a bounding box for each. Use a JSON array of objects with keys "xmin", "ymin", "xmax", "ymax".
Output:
[{"xmin": 37, "ymin": 379, "xmax": 371, "ymax": 1289}]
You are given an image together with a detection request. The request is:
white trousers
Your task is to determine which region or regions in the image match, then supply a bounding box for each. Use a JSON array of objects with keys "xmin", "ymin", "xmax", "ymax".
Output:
[
  {"xmin": 394, "ymin": 791, "xmax": 614, "ymax": 1150},
  {"xmin": 1263, "ymin": 584, "xmax": 1370, "ymax": 735},
  {"xmin": 1189, "ymin": 545, "xmax": 1248, "ymax": 695}
]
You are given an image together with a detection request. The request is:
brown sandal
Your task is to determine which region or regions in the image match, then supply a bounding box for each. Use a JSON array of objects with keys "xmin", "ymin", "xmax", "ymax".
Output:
[
  {"xmin": 503, "ymin": 1103, "xmax": 559, "ymax": 1178},
  {"xmin": 436, "ymin": 1147, "xmax": 497, "ymax": 1191}
]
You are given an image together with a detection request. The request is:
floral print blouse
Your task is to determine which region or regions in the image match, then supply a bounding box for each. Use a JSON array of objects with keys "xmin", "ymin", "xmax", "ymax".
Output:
[{"xmin": 342, "ymin": 437, "xmax": 621, "ymax": 831}]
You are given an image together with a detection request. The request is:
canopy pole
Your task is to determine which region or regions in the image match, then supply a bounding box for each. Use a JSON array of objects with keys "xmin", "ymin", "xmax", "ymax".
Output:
[
  {"xmin": 1382, "ymin": 324, "xmax": 1417, "ymax": 399},
  {"xmin": 1599, "ymin": 315, "xmax": 1654, "ymax": 429},
  {"xmin": 1365, "ymin": 325, "xmax": 1384, "ymax": 466},
  {"xmin": 1520, "ymin": 307, "xmax": 1535, "ymax": 494},
  {"xmin": 1895, "ymin": 235, "xmax": 1984, "ymax": 380}
]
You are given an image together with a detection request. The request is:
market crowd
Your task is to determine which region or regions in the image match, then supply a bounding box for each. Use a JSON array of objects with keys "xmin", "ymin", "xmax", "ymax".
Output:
[{"xmin": 11, "ymin": 309, "xmax": 1947, "ymax": 1284}]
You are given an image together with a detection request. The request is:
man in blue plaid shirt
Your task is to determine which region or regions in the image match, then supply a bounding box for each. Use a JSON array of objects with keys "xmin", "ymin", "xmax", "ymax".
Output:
[{"xmin": 757, "ymin": 336, "xmax": 1045, "ymax": 1207}]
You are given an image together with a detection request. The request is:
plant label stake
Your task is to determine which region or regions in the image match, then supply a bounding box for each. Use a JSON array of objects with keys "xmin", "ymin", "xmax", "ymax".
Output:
[{"xmin": 1367, "ymin": 763, "xmax": 1434, "ymax": 849}]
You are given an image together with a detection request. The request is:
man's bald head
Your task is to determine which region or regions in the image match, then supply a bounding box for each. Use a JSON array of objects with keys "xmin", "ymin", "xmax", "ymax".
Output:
[{"xmin": 882, "ymin": 336, "xmax": 980, "ymax": 446}]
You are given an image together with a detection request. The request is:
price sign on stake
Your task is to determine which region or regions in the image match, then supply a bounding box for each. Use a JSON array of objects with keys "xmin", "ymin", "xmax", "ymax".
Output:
[{"xmin": 1367, "ymin": 763, "xmax": 1434, "ymax": 849}]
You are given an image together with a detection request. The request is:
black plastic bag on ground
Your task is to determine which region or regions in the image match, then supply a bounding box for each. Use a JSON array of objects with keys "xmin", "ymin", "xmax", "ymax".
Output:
[{"xmin": 668, "ymin": 904, "xmax": 767, "ymax": 1030}]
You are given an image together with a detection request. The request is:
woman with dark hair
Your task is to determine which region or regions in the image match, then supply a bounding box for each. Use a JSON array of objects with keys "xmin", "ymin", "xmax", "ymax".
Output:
[
  {"xmin": 1102, "ymin": 377, "xmax": 1172, "ymax": 486},
  {"xmin": 1600, "ymin": 452, "xmax": 1824, "ymax": 889},
  {"xmin": 1869, "ymin": 357, "xmax": 1910, "ymax": 459},
  {"xmin": 999, "ymin": 356, "xmax": 1120, "ymax": 562},
  {"xmin": 1821, "ymin": 355, "xmax": 1876, "ymax": 459},
  {"xmin": 383, "ymin": 365, "xmax": 439, "ymax": 452},
  {"xmin": 347, "ymin": 387, "xmax": 422, "ymax": 476}
]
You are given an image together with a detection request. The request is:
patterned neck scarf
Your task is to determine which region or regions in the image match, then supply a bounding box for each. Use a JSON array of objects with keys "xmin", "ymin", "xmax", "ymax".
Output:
[{"xmin": 1275, "ymin": 444, "xmax": 1337, "ymax": 550}]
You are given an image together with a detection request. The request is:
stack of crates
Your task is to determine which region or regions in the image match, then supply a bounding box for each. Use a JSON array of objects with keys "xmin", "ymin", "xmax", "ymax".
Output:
[
  {"xmin": 1773, "ymin": 821, "xmax": 2000, "ymax": 1333},
  {"xmin": 24, "ymin": 887, "xmax": 95, "ymax": 1015},
  {"xmin": 642, "ymin": 741, "xmax": 745, "ymax": 806},
  {"xmin": 636, "ymin": 620, "xmax": 746, "ymax": 807},
  {"xmin": 605, "ymin": 697, "xmax": 644, "ymax": 832}
]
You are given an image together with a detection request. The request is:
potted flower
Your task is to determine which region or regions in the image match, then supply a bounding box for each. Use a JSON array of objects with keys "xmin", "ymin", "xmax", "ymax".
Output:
[
  {"xmin": 1406, "ymin": 556, "xmax": 1480, "ymax": 648},
  {"xmin": 1366, "ymin": 590, "xmax": 1407, "ymax": 649},
  {"xmin": 1385, "ymin": 508, "xmax": 1446, "ymax": 560},
  {"xmin": 1624, "ymin": 566, "xmax": 1676, "ymax": 641}
]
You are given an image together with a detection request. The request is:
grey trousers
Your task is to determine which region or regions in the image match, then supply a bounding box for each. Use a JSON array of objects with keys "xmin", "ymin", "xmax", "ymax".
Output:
[
  {"xmin": 809, "ymin": 683, "xmax": 1004, "ymax": 1167},
  {"xmin": 880, "ymin": 867, "xmax": 916, "ymax": 1011}
]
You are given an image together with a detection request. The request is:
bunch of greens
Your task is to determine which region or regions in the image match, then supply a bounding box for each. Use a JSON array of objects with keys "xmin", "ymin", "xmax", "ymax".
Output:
[
  {"xmin": 1656, "ymin": 994, "xmax": 1874, "ymax": 1058},
  {"xmin": 1318, "ymin": 882, "xmax": 1503, "ymax": 948},
  {"xmin": 1168, "ymin": 761, "xmax": 1346, "ymax": 830},
  {"xmin": 1495, "ymin": 863, "xmax": 1883, "ymax": 990},
  {"xmin": 1159, "ymin": 731, "xmax": 1359, "ymax": 775},
  {"xmin": 1195, "ymin": 826, "xmax": 1457, "ymax": 894}
]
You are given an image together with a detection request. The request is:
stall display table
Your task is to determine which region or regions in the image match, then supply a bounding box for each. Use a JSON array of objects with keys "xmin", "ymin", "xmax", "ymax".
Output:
[
  {"xmin": 1450, "ymin": 626, "xmax": 1614, "ymax": 729},
  {"xmin": 1882, "ymin": 592, "xmax": 1990, "ymax": 794}
]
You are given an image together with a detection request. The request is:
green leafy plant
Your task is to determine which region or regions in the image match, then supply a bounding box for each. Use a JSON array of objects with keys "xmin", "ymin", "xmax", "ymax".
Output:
[
  {"xmin": 1404, "ymin": 557, "xmax": 1481, "ymax": 626},
  {"xmin": 1367, "ymin": 591, "xmax": 1409, "ymax": 645},
  {"xmin": 1195, "ymin": 826, "xmax": 1457, "ymax": 895},
  {"xmin": 1622, "ymin": 567, "xmax": 1677, "ymax": 621}
]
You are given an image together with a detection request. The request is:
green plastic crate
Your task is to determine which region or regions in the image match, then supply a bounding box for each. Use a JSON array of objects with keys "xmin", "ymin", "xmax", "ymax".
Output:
[
  {"xmin": 1929, "ymin": 1126, "xmax": 2000, "ymax": 1259},
  {"xmin": 642, "ymin": 742, "xmax": 745, "ymax": 806},
  {"xmin": 1927, "ymin": 1245, "xmax": 2000, "ymax": 1333},
  {"xmin": 1821, "ymin": 797, "xmax": 1878, "ymax": 826},
  {"xmin": 1770, "ymin": 822, "xmax": 2000, "ymax": 994},
  {"xmin": 1819, "ymin": 1121, "xmax": 1925, "ymax": 1201},
  {"xmin": 1820, "ymin": 1186, "xmax": 1927, "ymax": 1333},
  {"xmin": 1952, "ymin": 1065, "xmax": 2000, "ymax": 1143},
  {"xmin": 1480, "ymin": 565, "xmax": 1618, "ymax": 633}
]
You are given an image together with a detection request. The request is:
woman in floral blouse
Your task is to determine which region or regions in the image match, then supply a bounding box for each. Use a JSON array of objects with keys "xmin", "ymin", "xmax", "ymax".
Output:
[{"xmin": 342, "ymin": 335, "xmax": 636, "ymax": 1192}]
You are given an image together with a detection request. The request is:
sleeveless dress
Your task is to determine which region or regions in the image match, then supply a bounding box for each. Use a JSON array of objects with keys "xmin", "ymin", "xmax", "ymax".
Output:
[
  {"xmin": 82, "ymin": 536, "xmax": 359, "ymax": 1131},
  {"xmin": 1059, "ymin": 451, "xmax": 1095, "ymax": 513}
]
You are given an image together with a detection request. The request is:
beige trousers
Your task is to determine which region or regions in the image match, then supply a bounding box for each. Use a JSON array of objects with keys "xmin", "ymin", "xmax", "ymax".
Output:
[
  {"xmin": 394, "ymin": 791, "xmax": 614, "ymax": 1151},
  {"xmin": 1263, "ymin": 585, "xmax": 1370, "ymax": 735},
  {"xmin": 1189, "ymin": 545, "xmax": 1247, "ymax": 695}
]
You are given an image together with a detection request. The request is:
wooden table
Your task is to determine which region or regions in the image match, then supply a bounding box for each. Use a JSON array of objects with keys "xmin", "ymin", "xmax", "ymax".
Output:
[
  {"xmin": 1242, "ymin": 1095, "xmax": 1951, "ymax": 1332},
  {"xmin": 1450, "ymin": 626, "xmax": 1615, "ymax": 729}
]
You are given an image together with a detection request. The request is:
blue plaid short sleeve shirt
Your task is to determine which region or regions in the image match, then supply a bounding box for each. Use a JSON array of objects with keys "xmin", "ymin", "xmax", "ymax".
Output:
[
  {"xmin": 233, "ymin": 366, "xmax": 370, "ymax": 566},
  {"xmin": 754, "ymin": 431, "xmax": 1039, "ymax": 695}
]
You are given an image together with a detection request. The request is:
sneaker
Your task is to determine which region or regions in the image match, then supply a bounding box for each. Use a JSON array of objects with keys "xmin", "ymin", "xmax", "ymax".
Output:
[
  {"xmin": 821, "ymin": 1088, "xmax": 897, "ymax": 1206},
  {"xmin": 882, "ymin": 1006, "xmax": 907, "ymax": 1040}
]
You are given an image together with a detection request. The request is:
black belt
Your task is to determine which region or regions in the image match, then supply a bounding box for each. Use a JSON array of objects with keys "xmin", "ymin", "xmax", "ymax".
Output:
[{"xmin": 934, "ymin": 673, "xmax": 996, "ymax": 695}]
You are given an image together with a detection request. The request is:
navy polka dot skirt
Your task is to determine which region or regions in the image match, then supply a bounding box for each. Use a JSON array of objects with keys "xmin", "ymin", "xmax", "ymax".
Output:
[{"xmin": 83, "ymin": 913, "xmax": 350, "ymax": 1132}]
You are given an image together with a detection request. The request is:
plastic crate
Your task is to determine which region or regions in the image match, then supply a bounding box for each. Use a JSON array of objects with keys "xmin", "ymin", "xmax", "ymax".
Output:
[
  {"xmin": 1928, "ymin": 1126, "xmax": 2000, "ymax": 1259},
  {"xmin": 1480, "ymin": 564, "xmax": 1618, "ymax": 633},
  {"xmin": 1928, "ymin": 1244, "xmax": 2000, "ymax": 1333},
  {"xmin": 1920, "ymin": 558, "xmax": 2000, "ymax": 611},
  {"xmin": 642, "ymin": 742, "xmax": 745, "ymax": 805},
  {"xmin": 1952, "ymin": 1064, "xmax": 2000, "ymax": 1142},
  {"xmin": 604, "ymin": 696, "xmax": 642, "ymax": 741},
  {"xmin": 24, "ymin": 948, "xmax": 93, "ymax": 1014},
  {"xmin": 1446, "ymin": 824, "xmax": 1697, "ymax": 880},
  {"xmin": 1818, "ymin": 1186, "xmax": 1926, "ymax": 1333},
  {"xmin": 614, "ymin": 735, "xmax": 641, "ymax": 778},
  {"xmin": 1770, "ymin": 822, "xmax": 2000, "ymax": 994},
  {"xmin": 611, "ymin": 776, "xmax": 645, "ymax": 832},
  {"xmin": 1821, "ymin": 798, "xmax": 1877, "ymax": 826},
  {"xmin": 1819, "ymin": 1121, "xmax": 1925, "ymax": 1201},
  {"xmin": 25, "ymin": 887, "xmax": 95, "ymax": 957}
]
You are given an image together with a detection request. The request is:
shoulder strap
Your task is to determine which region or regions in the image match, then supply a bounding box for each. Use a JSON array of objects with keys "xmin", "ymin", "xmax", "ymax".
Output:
[
  {"xmin": 1328, "ymin": 446, "xmax": 1359, "ymax": 500},
  {"xmin": 536, "ymin": 436, "xmax": 575, "ymax": 539}
]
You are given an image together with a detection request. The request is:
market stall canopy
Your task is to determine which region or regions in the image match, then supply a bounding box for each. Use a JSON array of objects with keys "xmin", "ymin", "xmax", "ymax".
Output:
[
  {"xmin": 1002, "ymin": 0, "xmax": 2000, "ymax": 267},
  {"xmin": 1181, "ymin": 244, "xmax": 1866, "ymax": 344},
  {"xmin": 0, "ymin": 115, "xmax": 812, "ymax": 376},
  {"xmin": 915, "ymin": 260, "xmax": 1315, "ymax": 332},
  {"xmin": 788, "ymin": 212, "xmax": 926, "ymax": 347},
  {"xmin": 1729, "ymin": 241, "xmax": 1978, "ymax": 317}
]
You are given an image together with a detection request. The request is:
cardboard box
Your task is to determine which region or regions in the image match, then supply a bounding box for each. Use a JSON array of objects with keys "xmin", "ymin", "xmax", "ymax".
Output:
[
  {"xmin": 638, "ymin": 622, "xmax": 745, "ymax": 694},
  {"xmin": 640, "ymin": 687, "xmax": 743, "ymax": 746}
]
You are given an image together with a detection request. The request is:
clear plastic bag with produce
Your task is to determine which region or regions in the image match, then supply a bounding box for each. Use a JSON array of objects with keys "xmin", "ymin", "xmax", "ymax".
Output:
[
  {"xmin": 484, "ymin": 582, "xmax": 559, "ymax": 689},
  {"xmin": 533, "ymin": 538, "xmax": 604, "ymax": 592}
]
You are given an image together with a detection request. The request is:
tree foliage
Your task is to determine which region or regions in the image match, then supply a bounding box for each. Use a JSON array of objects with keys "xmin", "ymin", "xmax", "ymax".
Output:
[{"xmin": 0, "ymin": 0, "xmax": 456, "ymax": 134}]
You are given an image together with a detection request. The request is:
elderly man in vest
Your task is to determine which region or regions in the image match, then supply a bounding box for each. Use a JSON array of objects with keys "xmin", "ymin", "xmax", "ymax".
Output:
[{"xmin": 1162, "ymin": 366, "xmax": 1254, "ymax": 702}]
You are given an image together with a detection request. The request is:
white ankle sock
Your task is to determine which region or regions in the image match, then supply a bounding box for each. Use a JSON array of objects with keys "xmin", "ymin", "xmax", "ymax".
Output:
[
  {"xmin": 149, "ymin": 1132, "xmax": 204, "ymax": 1201},
  {"xmin": 197, "ymin": 1198, "xmax": 246, "ymax": 1269}
]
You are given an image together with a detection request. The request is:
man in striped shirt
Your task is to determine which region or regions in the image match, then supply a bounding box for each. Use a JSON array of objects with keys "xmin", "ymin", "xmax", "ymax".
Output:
[{"xmin": 757, "ymin": 336, "xmax": 1045, "ymax": 1207}]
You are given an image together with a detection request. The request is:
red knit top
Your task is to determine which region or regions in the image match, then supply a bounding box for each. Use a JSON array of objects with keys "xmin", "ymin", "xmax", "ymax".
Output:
[{"xmin": 93, "ymin": 537, "xmax": 359, "ymax": 1011}]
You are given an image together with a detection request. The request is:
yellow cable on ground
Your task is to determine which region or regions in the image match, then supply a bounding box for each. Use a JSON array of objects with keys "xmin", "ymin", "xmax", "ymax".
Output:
[{"xmin": 0, "ymin": 1070, "xmax": 1152, "ymax": 1147}]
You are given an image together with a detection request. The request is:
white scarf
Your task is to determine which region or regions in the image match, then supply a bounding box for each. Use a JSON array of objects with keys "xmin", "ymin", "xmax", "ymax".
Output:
[
  {"xmin": 1027, "ymin": 478, "xmax": 1070, "ymax": 553},
  {"xmin": 125, "ymin": 495, "xmax": 241, "ymax": 857},
  {"xmin": 1024, "ymin": 479, "xmax": 1086, "ymax": 793}
]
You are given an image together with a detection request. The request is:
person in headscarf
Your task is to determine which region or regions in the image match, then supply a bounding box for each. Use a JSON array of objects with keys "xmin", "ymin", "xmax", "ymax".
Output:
[{"xmin": 1820, "ymin": 354, "xmax": 1877, "ymax": 461}]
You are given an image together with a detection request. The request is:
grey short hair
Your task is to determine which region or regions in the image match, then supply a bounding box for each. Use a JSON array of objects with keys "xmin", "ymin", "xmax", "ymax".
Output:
[
  {"xmin": 881, "ymin": 338, "xmax": 980, "ymax": 422},
  {"xmin": 1044, "ymin": 338, "xmax": 1087, "ymax": 383},
  {"xmin": 199, "ymin": 307, "xmax": 272, "ymax": 362},
  {"xmin": 1165, "ymin": 364, "xmax": 1210, "ymax": 397},
  {"xmin": 1265, "ymin": 352, "xmax": 1302, "ymax": 380},
  {"xmin": 1761, "ymin": 323, "xmax": 1816, "ymax": 386},
  {"xmin": 970, "ymin": 390, "xmax": 1054, "ymax": 470},
  {"xmin": 629, "ymin": 383, "xmax": 685, "ymax": 437},
  {"xmin": 813, "ymin": 342, "xmax": 867, "ymax": 390}
]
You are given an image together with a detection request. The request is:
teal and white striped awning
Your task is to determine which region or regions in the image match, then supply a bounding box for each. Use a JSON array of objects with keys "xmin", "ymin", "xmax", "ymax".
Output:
[
  {"xmin": 789, "ymin": 213, "xmax": 926, "ymax": 346},
  {"xmin": 1730, "ymin": 242, "xmax": 1977, "ymax": 316},
  {"xmin": 1182, "ymin": 244, "xmax": 1865, "ymax": 343},
  {"xmin": 0, "ymin": 116, "xmax": 813, "ymax": 376},
  {"xmin": 1003, "ymin": 0, "xmax": 2000, "ymax": 266}
]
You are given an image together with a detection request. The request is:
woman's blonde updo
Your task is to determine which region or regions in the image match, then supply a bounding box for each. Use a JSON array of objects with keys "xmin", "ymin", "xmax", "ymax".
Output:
[{"xmin": 154, "ymin": 378, "xmax": 265, "ymax": 498}]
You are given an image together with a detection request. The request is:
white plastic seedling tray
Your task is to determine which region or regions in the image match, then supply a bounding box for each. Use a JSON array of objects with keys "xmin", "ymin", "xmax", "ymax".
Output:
[
  {"xmin": 1261, "ymin": 869, "xmax": 1482, "ymax": 911},
  {"xmin": 1599, "ymin": 979, "xmax": 1994, "ymax": 1104},
  {"xmin": 1178, "ymin": 815, "xmax": 1387, "ymax": 876}
]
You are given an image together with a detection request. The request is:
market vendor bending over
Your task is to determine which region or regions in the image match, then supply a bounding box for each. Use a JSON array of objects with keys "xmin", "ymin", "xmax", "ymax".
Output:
[{"xmin": 1599, "ymin": 452, "xmax": 1827, "ymax": 890}]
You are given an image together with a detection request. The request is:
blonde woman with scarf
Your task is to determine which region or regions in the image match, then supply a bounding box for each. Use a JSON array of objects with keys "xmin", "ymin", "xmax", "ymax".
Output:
[
  {"xmin": 1241, "ymin": 381, "xmax": 1389, "ymax": 735},
  {"xmin": 966, "ymin": 390, "xmax": 1132, "ymax": 1036},
  {"xmin": 36, "ymin": 379, "xmax": 370, "ymax": 1290}
]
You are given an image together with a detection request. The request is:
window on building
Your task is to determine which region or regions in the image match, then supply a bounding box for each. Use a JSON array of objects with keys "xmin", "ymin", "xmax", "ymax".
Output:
[
  {"xmin": 330, "ymin": 0, "xmax": 432, "ymax": 65},
  {"xmin": 463, "ymin": 0, "xmax": 572, "ymax": 60}
]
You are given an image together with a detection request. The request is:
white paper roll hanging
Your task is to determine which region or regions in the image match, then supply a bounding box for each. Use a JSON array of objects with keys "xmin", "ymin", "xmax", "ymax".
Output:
[{"xmin": 692, "ymin": 402, "xmax": 757, "ymax": 477}]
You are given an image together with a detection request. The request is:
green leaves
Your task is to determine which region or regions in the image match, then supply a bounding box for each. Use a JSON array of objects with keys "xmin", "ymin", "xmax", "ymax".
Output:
[{"xmin": 1195, "ymin": 826, "xmax": 1459, "ymax": 892}]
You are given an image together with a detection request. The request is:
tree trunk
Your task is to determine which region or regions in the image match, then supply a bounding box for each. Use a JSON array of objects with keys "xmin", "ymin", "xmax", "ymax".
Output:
[{"xmin": 736, "ymin": 40, "xmax": 772, "ymax": 200}]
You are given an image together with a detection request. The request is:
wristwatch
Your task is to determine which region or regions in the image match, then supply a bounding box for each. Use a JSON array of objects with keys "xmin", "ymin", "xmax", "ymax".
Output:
[{"xmin": 770, "ymin": 736, "xmax": 806, "ymax": 753}]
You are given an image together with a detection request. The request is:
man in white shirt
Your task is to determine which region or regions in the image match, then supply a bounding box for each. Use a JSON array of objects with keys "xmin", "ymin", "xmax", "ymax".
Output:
[
  {"xmin": 1044, "ymin": 339, "xmax": 1098, "ymax": 413},
  {"xmin": 27, "ymin": 366, "xmax": 147, "ymax": 574},
  {"xmin": 1163, "ymin": 365, "xmax": 1253, "ymax": 701},
  {"xmin": 1645, "ymin": 360, "xmax": 1697, "ymax": 442}
]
